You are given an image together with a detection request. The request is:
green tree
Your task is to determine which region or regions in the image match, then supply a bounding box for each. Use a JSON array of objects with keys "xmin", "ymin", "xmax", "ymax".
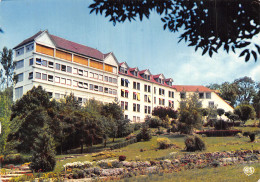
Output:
[
  {"xmin": 234, "ymin": 104, "xmax": 256, "ymax": 124},
  {"xmin": 30, "ymin": 125, "xmax": 56, "ymax": 172},
  {"xmin": 0, "ymin": 88, "xmax": 12, "ymax": 154},
  {"xmin": 234, "ymin": 76, "xmax": 256, "ymax": 104},
  {"xmin": 1, "ymin": 47, "xmax": 15, "ymax": 88},
  {"xmin": 217, "ymin": 108, "xmax": 225, "ymax": 118},
  {"xmin": 89, "ymin": 0, "xmax": 260, "ymax": 62},
  {"xmin": 252, "ymin": 89, "xmax": 260, "ymax": 118},
  {"xmin": 178, "ymin": 93, "xmax": 202, "ymax": 134},
  {"xmin": 152, "ymin": 106, "xmax": 178, "ymax": 120}
]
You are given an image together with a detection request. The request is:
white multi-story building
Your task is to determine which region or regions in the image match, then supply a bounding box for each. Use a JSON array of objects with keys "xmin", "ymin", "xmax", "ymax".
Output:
[{"xmin": 13, "ymin": 31, "xmax": 233, "ymax": 122}]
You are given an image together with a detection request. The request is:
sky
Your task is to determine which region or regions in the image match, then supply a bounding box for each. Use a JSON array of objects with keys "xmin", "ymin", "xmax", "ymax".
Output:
[{"xmin": 0, "ymin": 0, "xmax": 259, "ymax": 86}]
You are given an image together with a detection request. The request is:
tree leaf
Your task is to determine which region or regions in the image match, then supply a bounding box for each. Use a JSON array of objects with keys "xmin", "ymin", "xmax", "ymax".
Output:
[
  {"xmin": 202, "ymin": 47, "xmax": 208, "ymax": 55},
  {"xmin": 245, "ymin": 52, "xmax": 250, "ymax": 62},
  {"xmin": 251, "ymin": 50, "xmax": 257, "ymax": 62},
  {"xmin": 239, "ymin": 49, "xmax": 248, "ymax": 57}
]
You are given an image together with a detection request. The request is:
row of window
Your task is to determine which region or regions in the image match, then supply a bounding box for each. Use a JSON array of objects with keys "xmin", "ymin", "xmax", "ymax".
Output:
[
  {"xmin": 180, "ymin": 92, "xmax": 211, "ymax": 99},
  {"xmin": 33, "ymin": 72, "xmax": 117, "ymax": 95},
  {"xmin": 15, "ymin": 43, "xmax": 34, "ymax": 56}
]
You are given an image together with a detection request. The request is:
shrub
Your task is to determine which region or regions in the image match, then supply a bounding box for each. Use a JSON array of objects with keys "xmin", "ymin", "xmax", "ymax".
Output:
[
  {"xmin": 119, "ymin": 155, "xmax": 126, "ymax": 161},
  {"xmin": 249, "ymin": 133, "xmax": 256, "ymax": 142},
  {"xmin": 234, "ymin": 104, "xmax": 256, "ymax": 124},
  {"xmin": 157, "ymin": 138, "xmax": 171, "ymax": 149},
  {"xmin": 235, "ymin": 133, "xmax": 243, "ymax": 138},
  {"xmin": 214, "ymin": 119, "xmax": 229, "ymax": 130},
  {"xmin": 185, "ymin": 135, "xmax": 206, "ymax": 152},
  {"xmin": 146, "ymin": 118, "xmax": 163, "ymax": 128},
  {"xmin": 136, "ymin": 125, "xmax": 152, "ymax": 142},
  {"xmin": 2, "ymin": 154, "xmax": 31, "ymax": 165},
  {"xmin": 132, "ymin": 123, "xmax": 142, "ymax": 131}
]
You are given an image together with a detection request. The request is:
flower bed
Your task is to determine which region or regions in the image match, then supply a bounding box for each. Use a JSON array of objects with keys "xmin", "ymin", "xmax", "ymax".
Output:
[{"xmin": 196, "ymin": 129, "xmax": 242, "ymax": 136}]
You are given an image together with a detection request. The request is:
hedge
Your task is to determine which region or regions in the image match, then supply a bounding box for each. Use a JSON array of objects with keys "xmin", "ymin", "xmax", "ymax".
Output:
[
  {"xmin": 196, "ymin": 130, "xmax": 242, "ymax": 137},
  {"xmin": 110, "ymin": 138, "xmax": 137, "ymax": 150}
]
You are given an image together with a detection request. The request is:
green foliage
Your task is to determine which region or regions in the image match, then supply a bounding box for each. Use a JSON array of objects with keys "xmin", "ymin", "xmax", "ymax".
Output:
[
  {"xmin": 2, "ymin": 153, "xmax": 31, "ymax": 165},
  {"xmin": 214, "ymin": 119, "xmax": 229, "ymax": 130},
  {"xmin": 234, "ymin": 76, "xmax": 256, "ymax": 104},
  {"xmin": 185, "ymin": 135, "xmax": 206, "ymax": 152},
  {"xmin": 234, "ymin": 104, "xmax": 256, "ymax": 123},
  {"xmin": 157, "ymin": 138, "xmax": 171, "ymax": 149},
  {"xmin": 145, "ymin": 117, "xmax": 163, "ymax": 128},
  {"xmin": 178, "ymin": 94, "xmax": 203, "ymax": 134},
  {"xmin": 217, "ymin": 108, "xmax": 225, "ymax": 117},
  {"xmin": 200, "ymin": 108, "xmax": 209, "ymax": 117},
  {"xmin": 136, "ymin": 124, "xmax": 152, "ymax": 142},
  {"xmin": 0, "ymin": 88, "xmax": 12, "ymax": 154},
  {"xmin": 252, "ymin": 89, "xmax": 260, "ymax": 118},
  {"xmin": 30, "ymin": 125, "xmax": 56, "ymax": 172},
  {"xmin": 89, "ymin": 1, "xmax": 260, "ymax": 62},
  {"xmin": 152, "ymin": 106, "xmax": 178, "ymax": 120},
  {"xmin": 0, "ymin": 47, "xmax": 15, "ymax": 88}
]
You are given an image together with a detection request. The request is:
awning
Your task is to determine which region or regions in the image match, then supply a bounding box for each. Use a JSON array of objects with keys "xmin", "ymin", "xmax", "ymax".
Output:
[
  {"xmin": 125, "ymin": 79, "xmax": 130, "ymax": 83},
  {"xmin": 125, "ymin": 90, "xmax": 129, "ymax": 93},
  {"xmin": 133, "ymin": 92, "xmax": 137, "ymax": 95},
  {"xmin": 137, "ymin": 93, "xmax": 140, "ymax": 100},
  {"xmin": 121, "ymin": 89, "xmax": 125, "ymax": 92},
  {"xmin": 169, "ymin": 100, "xmax": 172, "ymax": 104},
  {"xmin": 148, "ymin": 96, "xmax": 151, "ymax": 102},
  {"xmin": 121, "ymin": 78, "xmax": 125, "ymax": 81}
]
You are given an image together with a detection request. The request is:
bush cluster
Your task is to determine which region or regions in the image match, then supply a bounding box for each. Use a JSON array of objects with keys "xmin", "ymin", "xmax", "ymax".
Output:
[
  {"xmin": 2, "ymin": 154, "xmax": 31, "ymax": 165},
  {"xmin": 136, "ymin": 125, "xmax": 152, "ymax": 142},
  {"xmin": 185, "ymin": 135, "xmax": 206, "ymax": 152},
  {"xmin": 157, "ymin": 138, "xmax": 171, "ymax": 149}
]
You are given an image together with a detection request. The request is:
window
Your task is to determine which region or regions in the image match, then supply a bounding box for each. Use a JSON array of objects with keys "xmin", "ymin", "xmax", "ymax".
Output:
[
  {"xmin": 112, "ymin": 78, "xmax": 117, "ymax": 84},
  {"xmin": 148, "ymin": 86, "xmax": 151, "ymax": 92},
  {"xmin": 144, "ymin": 95, "xmax": 148, "ymax": 102},
  {"xmin": 121, "ymin": 78, "xmax": 124, "ymax": 86},
  {"xmin": 56, "ymin": 63, "xmax": 60, "ymax": 70},
  {"xmin": 137, "ymin": 117, "xmax": 140, "ymax": 122},
  {"xmin": 112, "ymin": 89, "xmax": 117, "ymax": 95},
  {"xmin": 36, "ymin": 72, "xmax": 41, "ymax": 79},
  {"xmin": 16, "ymin": 47, "xmax": 24, "ymax": 56},
  {"xmin": 133, "ymin": 103, "xmax": 136, "ymax": 112},
  {"xmin": 154, "ymin": 87, "xmax": 156, "ymax": 94},
  {"xmin": 99, "ymin": 86, "xmax": 103, "ymax": 92},
  {"xmin": 61, "ymin": 65, "xmax": 66, "ymax": 72},
  {"xmin": 137, "ymin": 83, "xmax": 140, "ymax": 90},
  {"xmin": 94, "ymin": 73, "xmax": 98, "ymax": 79},
  {"xmin": 133, "ymin": 116, "xmax": 136, "ymax": 122},
  {"xmin": 28, "ymin": 72, "xmax": 33, "ymax": 79},
  {"xmin": 104, "ymin": 87, "xmax": 108, "ymax": 93},
  {"xmin": 55, "ymin": 93, "xmax": 60, "ymax": 99},
  {"xmin": 169, "ymin": 91, "xmax": 174, "ymax": 98},
  {"xmin": 67, "ymin": 79, "xmax": 71, "ymax": 85},
  {"xmin": 109, "ymin": 77, "xmax": 112, "ymax": 83},
  {"xmin": 144, "ymin": 106, "xmax": 147, "ymax": 114},
  {"xmin": 78, "ymin": 82, "xmax": 83, "ymax": 88},
  {"xmin": 121, "ymin": 101, "xmax": 124, "ymax": 110},
  {"xmin": 133, "ymin": 92, "xmax": 137, "ymax": 100},
  {"xmin": 148, "ymin": 106, "xmax": 151, "ymax": 114},
  {"xmin": 137, "ymin": 104, "xmax": 140, "ymax": 112},
  {"xmin": 125, "ymin": 102, "xmax": 128, "ymax": 110},
  {"xmin": 133, "ymin": 82, "xmax": 140, "ymax": 90},
  {"xmin": 94, "ymin": 85, "xmax": 98, "ymax": 91},
  {"xmin": 180, "ymin": 92, "xmax": 186, "ymax": 99},
  {"xmin": 104, "ymin": 76, "xmax": 108, "ymax": 82},
  {"xmin": 29, "ymin": 58, "xmax": 33, "ymax": 65},
  {"xmin": 78, "ymin": 69, "xmax": 83, "ymax": 76},
  {"xmin": 67, "ymin": 66, "xmax": 72, "ymax": 73},
  {"xmin": 83, "ymin": 83, "xmax": 88, "ymax": 89},
  {"xmin": 209, "ymin": 101, "xmax": 215, "ymax": 108},
  {"xmin": 169, "ymin": 100, "xmax": 174, "ymax": 108},
  {"xmin": 26, "ymin": 43, "xmax": 34, "ymax": 52},
  {"xmin": 125, "ymin": 115, "xmax": 128, "ymax": 119},
  {"xmin": 89, "ymin": 84, "xmax": 93, "ymax": 90},
  {"xmin": 17, "ymin": 73, "xmax": 23, "ymax": 82},
  {"xmin": 16, "ymin": 60, "xmax": 24, "ymax": 69},
  {"xmin": 99, "ymin": 74, "xmax": 103, "ymax": 80},
  {"xmin": 41, "ymin": 60, "xmax": 47, "ymax": 67},
  {"xmin": 48, "ymin": 61, "xmax": 54, "ymax": 68},
  {"xmin": 42, "ymin": 74, "xmax": 47, "ymax": 80},
  {"xmin": 48, "ymin": 75, "xmax": 53, "ymax": 82},
  {"xmin": 47, "ymin": 92, "xmax": 53, "ymax": 98},
  {"xmin": 89, "ymin": 72, "xmax": 94, "ymax": 78},
  {"xmin": 154, "ymin": 97, "xmax": 156, "ymax": 104},
  {"xmin": 55, "ymin": 76, "xmax": 60, "ymax": 83},
  {"xmin": 61, "ymin": 78, "xmax": 66, "ymax": 84},
  {"xmin": 73, "ymin": 68, "xmax": 78, "ymax": 74},
  {"xmin": 36, "ymin": 58, "xmax": 41, "ymax": 65},
  {"xmin": 15, "ymin": 86, "xmax": 23, "ymax": 100},
  {"xmin": 199, "ymin": 92, "xmax": 204, "ymax": 99},
  {"xmin": 206, "ymin": 92, "xmax": 211, "ymax": 99},
  {"xmin": 144, "ymin": 85, "xmax": 147, "ymax": 92},
  {"xmin": 84, "ymin": 70, "xmax": 88, "ymax": 77},
  {"xmin": 159, "ymin": 88, "xmax": 164, "ymax": 95},
  {"xmin": 73, "ymin": 80, "xmax": 78, "ymax": 87},
  {"xmin": 109, "ymin": 88, "xmax": 113, "ymax": 94},
  {"xmin": 78, "ymin": 97, "xmax": 83, "ymax": 104},
  {"xmin": 148, "ymin": 95, "xmax": 151, "ymax": 103}
]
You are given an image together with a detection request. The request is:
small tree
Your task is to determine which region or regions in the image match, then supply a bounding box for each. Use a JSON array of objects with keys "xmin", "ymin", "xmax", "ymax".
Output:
[
  {"xmin": 217, "ymin": 108, "xmax": 225, "ymax": 118},
  {"xmin": 30, "ymin": 125, "xmax": 56, "ymax": 172},
  {"xmin": 152, "ymin": 106, "xmax": 178, "ymax": 121},
  {"xmin": 234, "ymin": 104, "xmax": 256, "ymax": 124},
  {"xmin": 0, "ymin": 47, "xmax": 15, "ymax": 88},
  {"xmin": 178, "ymin": 94, "xmax": 203, "ymax": 134}
]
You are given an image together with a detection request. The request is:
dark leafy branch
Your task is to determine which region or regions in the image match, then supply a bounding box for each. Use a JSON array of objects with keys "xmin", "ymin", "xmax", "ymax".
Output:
[{"xmin": 89, "ymin": 0, "xmax": 260, "ymax": 62}]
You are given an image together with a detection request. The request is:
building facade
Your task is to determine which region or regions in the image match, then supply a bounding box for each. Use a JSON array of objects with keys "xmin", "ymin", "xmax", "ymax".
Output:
[{"xmin": 13, "ymin": 31, "xmax": 233, "ymax": 122}]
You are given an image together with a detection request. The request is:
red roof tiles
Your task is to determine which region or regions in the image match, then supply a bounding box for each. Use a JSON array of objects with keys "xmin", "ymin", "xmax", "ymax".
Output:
[{"xmin": 171, "ymin": 85, "xmax": 213, "ymax": 92}]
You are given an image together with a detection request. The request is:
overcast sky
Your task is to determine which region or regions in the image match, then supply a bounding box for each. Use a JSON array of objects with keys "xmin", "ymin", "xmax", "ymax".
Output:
[{"xmin": 0, "ymin": 0, "xmax": 259, "ymax": 85}]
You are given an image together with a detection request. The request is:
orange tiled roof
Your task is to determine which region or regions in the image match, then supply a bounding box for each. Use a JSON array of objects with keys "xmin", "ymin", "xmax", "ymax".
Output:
[{"xmin": 171, "ymin": 85, "xmax": 213, "ymax": 92}]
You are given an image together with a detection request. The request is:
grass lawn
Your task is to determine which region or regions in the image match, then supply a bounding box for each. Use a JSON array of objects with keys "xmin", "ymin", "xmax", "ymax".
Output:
[{"xmin": 119, "ymin": 163, "xmax": 260, "ymax": 182}]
